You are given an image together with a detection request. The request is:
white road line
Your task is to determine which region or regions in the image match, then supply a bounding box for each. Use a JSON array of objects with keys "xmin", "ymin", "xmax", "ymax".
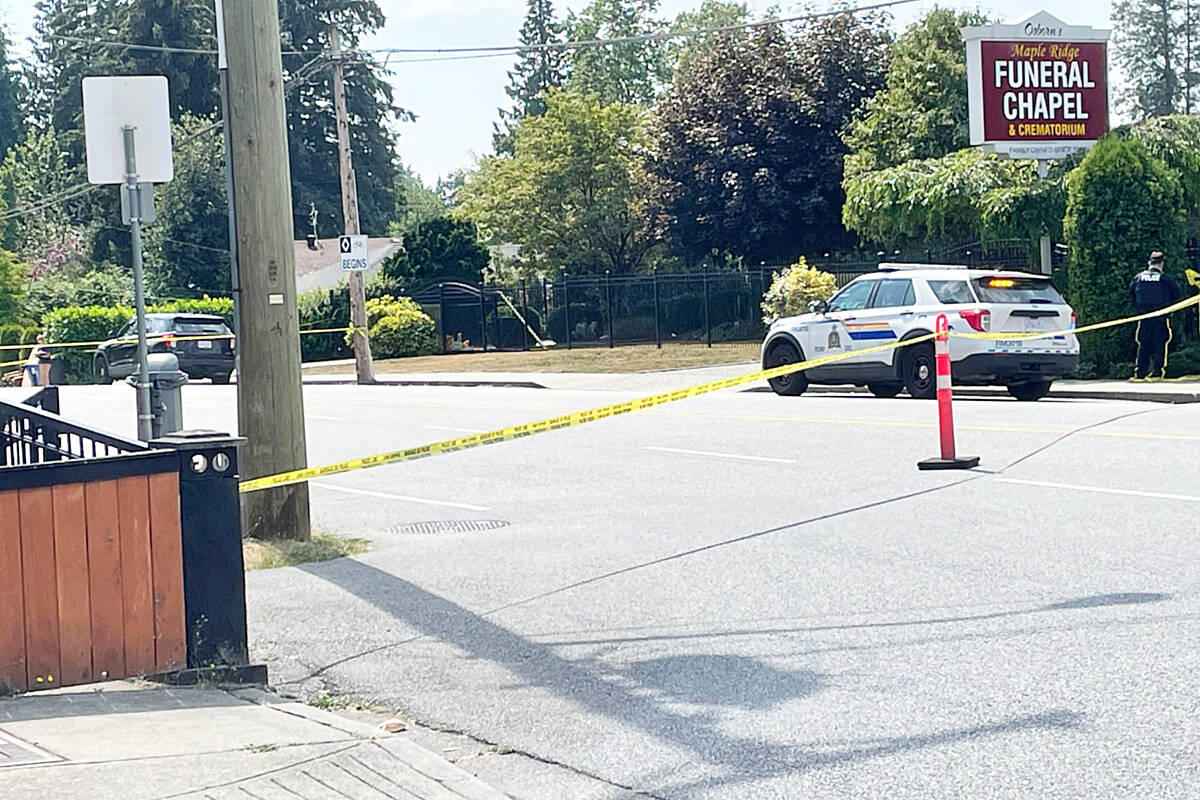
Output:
[
  {"xmin": 643, "ymin": 446, "xmax": 796, "ymax": 464},
  {"xmin": 306, "ymin": 414, "xmax": 346, "ymax": 422},
  {"xmin": 997, "ymin": 478, "xmax": 1200, "ymax": 503},
  {"xmin": 426, "ymin": 425, "xmax": 489, "ymax": 434},
  {"xmin": 311, "ymin": 482, "xmax": 490, "ymax": 511}
]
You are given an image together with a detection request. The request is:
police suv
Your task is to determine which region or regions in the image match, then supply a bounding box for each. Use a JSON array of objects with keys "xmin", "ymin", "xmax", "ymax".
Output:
[{"xmin": 761, "ymin": 264, "xmax": 1080, "ymax": 401}]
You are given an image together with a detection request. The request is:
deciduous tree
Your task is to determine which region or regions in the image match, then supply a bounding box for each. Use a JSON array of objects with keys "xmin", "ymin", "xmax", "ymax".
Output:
[
  {"xmin": 843, "ymin": 8, "xmax": 988, "ymax": 179},
  {"xmin": 647, "ymin": 15, "xmax": 889, "ymax": 265},
  {"xmin": 564, "ymin": 0, "xmax": 668, "ymax": 106},
  {"xmin": 459, "ymin": 88, "xmax": 656, "ymax": 275}
]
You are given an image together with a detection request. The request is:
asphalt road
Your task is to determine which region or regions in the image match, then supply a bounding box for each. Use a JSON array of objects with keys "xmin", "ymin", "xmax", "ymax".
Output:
[{"xmin": 17, "ymin": 376, "xmax": 1200, "ymax": 799}]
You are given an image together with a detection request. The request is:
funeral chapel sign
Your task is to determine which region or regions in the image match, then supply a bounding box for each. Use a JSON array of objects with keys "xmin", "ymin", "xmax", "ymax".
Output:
[{"xmin": 963, "ymin": 11, "xmax": 1111, "ymax": 159}]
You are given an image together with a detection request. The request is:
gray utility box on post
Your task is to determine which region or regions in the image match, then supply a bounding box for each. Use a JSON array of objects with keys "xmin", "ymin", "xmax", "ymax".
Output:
[{"xmin": 128, "ymin": 353, "xmax": 189, "ymax": 439}]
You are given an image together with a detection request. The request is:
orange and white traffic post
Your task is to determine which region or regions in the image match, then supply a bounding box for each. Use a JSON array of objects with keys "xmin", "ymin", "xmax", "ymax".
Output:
[{"xmin": 918, "ymin": 314, "xmax": 980, "ymax": 471}]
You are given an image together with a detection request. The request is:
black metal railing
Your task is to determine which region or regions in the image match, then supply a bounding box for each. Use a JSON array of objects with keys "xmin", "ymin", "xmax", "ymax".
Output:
[
  {"xmin": 1, "ymin": 389, "xmax": 147, "ymax": 468},
  {"xmin": 399, "ymin": 240, "xmax": 1049, "ymax": 354}
]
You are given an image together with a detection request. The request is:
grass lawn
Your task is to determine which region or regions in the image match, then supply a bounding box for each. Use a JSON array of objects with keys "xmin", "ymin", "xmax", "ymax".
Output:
[
  {"xmin": 243, "ymin": 533, "xmax": 370, "ymax": 570},
  {"xmin": 304, "ymin": 342, "xmax": 760, "ymax": 375}
]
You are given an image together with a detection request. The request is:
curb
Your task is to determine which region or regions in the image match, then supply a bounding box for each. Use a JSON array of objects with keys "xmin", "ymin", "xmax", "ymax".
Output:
[
  {"xmin": 741, "ymin": 384, "xmax": 1200, "ymax": 404},
  {"xmin": 300, "ymin": 378, "xmax": 548, "ymax": 389}
]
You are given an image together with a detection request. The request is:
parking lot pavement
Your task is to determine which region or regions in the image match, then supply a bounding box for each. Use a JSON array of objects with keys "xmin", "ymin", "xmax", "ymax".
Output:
[{"xmin": 12, "ymin": 380, "xmax": 1200, "ymax": 798}]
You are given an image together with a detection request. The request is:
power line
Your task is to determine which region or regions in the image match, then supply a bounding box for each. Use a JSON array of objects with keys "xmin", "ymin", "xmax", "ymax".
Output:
[
  {"xmin": 362, "ymin": 0, "xmax": 921, "ymax": 56},
  {"xmin": 39, "ymin": 0, "xmax": 920, "ymax": 63},
  {"xmin": 0, "ymin": 57, "xmax": 324, "ymax": 225},
  {"xmin": 45, "ymin": 33, "xmax": 218, "ymax": 55},
  {"xmin": 43, "ymin": 32, "xmax": 307, "ymax": 57}
]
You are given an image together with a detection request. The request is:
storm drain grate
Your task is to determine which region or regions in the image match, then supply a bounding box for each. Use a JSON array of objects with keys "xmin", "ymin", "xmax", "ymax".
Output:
[
  {"xmin": 389, "ymin": 519, "xmax": 511, "ymax": 535},
  {"xmin": 0, "ymin": 730, "xmax": 61, "ymax": 768}
]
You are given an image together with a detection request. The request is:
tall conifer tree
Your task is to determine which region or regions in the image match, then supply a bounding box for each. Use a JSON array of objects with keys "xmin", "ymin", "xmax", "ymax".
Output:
[{"xmin": 494, "ymin": 0, "xmax": 564, "ymax": 154}]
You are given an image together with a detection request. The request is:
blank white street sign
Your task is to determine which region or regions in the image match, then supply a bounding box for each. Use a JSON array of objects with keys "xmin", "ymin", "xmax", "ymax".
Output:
[
  {"xmin": 83, "ymin": 76, "xmax": 174, "ymax": 185},
  {"xmin": 340, "ymin": 235, "xmax": 369, "ymax": 271}
]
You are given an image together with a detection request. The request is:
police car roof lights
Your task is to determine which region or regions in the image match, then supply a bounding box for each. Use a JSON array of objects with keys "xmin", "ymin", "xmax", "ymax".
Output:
[{"xmin": 877, "ymin": 263, "xmax": 970, "ymax": 272}]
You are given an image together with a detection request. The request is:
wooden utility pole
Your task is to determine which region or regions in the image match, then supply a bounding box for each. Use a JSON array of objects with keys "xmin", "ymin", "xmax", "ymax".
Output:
[
  {"xmin": 221, "ymin": 0, "xmax": 311, "ymax": 541},
  {"xmin": 328, "ymin": 24, "xmax": 375, "ymax": 385}
]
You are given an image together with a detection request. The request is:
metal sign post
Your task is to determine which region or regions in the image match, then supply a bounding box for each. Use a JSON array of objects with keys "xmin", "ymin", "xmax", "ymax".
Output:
[
  {"xmin": 122, "ymin": 127, "xmax": 154, "ymax": 443},
  {"xmin": 83, "ymin": 75, "xmax": 174, "ymax": 442}
]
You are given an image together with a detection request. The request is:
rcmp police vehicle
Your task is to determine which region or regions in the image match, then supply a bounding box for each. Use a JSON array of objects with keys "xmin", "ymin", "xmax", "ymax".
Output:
[{"xmin": 761, "ymin": 264, "xmax": 1080, "ymax": 401}]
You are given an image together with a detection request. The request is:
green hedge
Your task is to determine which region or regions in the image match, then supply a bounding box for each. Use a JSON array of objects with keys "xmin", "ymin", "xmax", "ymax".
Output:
[
  {"xmin": 1064, "ymin": 137, "xmax": 1187, "ymax": 374},
  {"xmin": 148, "ymin": 297, "xmax": 234, "ymax": 327}
]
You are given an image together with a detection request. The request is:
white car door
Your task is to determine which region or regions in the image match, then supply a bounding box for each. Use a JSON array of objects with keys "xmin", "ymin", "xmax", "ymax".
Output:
[
  {"xmin": 841, "ymin": 277, "xmax": 914, "ymax": 365},
  {"xmin": 809, "ymin": 279, "xmax": 877, "ymax": 370}
]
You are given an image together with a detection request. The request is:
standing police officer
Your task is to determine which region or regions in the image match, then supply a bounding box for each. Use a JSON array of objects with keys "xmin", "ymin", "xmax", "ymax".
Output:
[{"xmin": 1130, "ymin": 250, "xmax": 1182, "ymax": 380}]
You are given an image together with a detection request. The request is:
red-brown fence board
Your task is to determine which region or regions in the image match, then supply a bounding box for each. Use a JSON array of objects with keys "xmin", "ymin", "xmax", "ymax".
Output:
[
  {"xmin": 0, "ymin": 469, "xmax": 185, "ymax": 693},
  {"xmin": 118, "ymin": 476, "xmax": 156, "ymax": 676},
  {"xmin": 148, "ymin": 472, "xmax": 186, "ymax": 672},
  {"xmin": 18, "ymin": 487, "xmax": 60, "ymax": 689},
  {"xmin": 0, "ymin": 490, "xmax": 27, "ymax": 692},
  {"xmin": 85, "ymin": 480, "xmax": 125, "ymax": 682},
  {"xmin": 52, "ymin": 483, "xmax": 92, "ymax": 687}
]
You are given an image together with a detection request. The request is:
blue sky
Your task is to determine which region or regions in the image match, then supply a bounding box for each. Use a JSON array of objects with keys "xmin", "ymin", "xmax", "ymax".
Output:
[{"xmin": 2, "ymin": 1, "xmax": 1114, "ymax": 184}]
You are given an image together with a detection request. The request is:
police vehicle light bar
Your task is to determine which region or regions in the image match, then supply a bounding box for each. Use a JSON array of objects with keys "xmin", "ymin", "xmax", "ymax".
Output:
[{"xmin": 877, "ymin": 263, "xmax": 971, "ymax": 272}]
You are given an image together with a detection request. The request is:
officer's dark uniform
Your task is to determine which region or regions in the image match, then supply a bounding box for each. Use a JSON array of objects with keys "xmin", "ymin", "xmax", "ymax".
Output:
[{"xmin": 1130, "ymin": 259, "xmax": 1182, "ymax": 379}]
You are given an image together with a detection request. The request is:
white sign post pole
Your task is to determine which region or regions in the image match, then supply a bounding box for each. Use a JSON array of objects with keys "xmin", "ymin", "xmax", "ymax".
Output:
[{"xmin": 122, "ymin": 126, "xmax": 154, "ymax": 442}]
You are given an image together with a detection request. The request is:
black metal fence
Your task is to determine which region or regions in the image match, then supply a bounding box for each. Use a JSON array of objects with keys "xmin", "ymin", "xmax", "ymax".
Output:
[{"xmin": 430, "ymin": 239, "xmax": 1057, "ymax": 352}]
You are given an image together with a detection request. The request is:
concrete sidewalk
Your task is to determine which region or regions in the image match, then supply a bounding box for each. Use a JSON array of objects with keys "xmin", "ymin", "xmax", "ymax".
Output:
[{"xmin": 0, "ymin": 681, "xmax": 509, "ymax": 800}]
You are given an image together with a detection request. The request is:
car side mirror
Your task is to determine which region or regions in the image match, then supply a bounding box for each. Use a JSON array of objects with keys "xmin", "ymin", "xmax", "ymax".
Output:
[{"xmin": 808, "ymin": 299, "xmax": 829, "ymax": 314}]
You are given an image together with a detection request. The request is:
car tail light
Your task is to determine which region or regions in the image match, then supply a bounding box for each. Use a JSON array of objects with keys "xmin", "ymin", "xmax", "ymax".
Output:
[
  {"xmin": 161, "ymin": 334, "xmax": 177, "ymax": 349},
  {"xmin": 958, "ymin": 309, "xmax": 991, "ymax": 332},
  {"xmin": 230, "ymin": 337, "xmax": 236, "ymax": 351},
  {"xmin": 1070, "ymin": 311, "xmax": 1077, "ymax": 329}
]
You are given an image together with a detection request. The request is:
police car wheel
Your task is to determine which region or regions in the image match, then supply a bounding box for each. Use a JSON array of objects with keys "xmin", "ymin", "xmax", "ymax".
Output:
[
  {"xmin": 766, "ymin": 341, "xmax": 807, "ymax": 396},
  {"xmin": 1007, "ymin": 380, "xmax": 1052, "ymax": 401},
  {"xmin": 868, "ymin": 382, "xmax": 903, "ymax": 398},
  {"xmin": 902, "ymin": 344, "xmax": 936, "ymax": 399}
]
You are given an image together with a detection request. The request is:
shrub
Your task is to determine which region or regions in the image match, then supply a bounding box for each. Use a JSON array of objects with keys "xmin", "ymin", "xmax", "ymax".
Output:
[
  {"xmin": 23, "ymin": 263, "xmax": 133, "ymax": 322},
  {"xmin": 368, "ymin": 306, "xmax": 439, "ymax": 359},
  {"xmin": 760, "ymin": 259, "xmax": 838, "ymax": 324},
  {"xmin": 298, "ymin": 275, "xmax": 407, "ymax": 363},
  {"xmin": 1064, "ymin": 137, "xmax": 1187, "ymax": 374},
  {"xmin": 1167, "ymin": 341, "xmax": 1200, "ymax": 378}
]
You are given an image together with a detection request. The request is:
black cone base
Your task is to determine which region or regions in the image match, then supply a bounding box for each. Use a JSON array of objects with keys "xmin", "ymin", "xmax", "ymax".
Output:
[{"xmin": 917, "ymin": 455, "xmax": 981, "ymax": 471}]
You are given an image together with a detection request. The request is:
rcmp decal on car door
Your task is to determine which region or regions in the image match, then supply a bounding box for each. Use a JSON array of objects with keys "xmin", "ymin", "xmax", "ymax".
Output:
[{"xmin": 845, "ymin": 321, "xmax": 896, "ymax": 341}]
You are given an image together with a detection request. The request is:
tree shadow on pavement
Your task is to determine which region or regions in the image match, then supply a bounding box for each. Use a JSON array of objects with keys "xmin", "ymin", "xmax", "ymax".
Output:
[
  {"xmin": 623, "ymin": 654, "xmax": 825, "ymax": 710},
  {"xmin": 300, "ymin": 558, "xmax": 1088, "ymax": 796}
]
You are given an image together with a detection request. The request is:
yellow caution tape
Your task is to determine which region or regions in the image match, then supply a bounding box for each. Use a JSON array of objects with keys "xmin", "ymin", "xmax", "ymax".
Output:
[
  {"xmin": 0, "ymin": 326, "xmax": 361, "ymax": 352},
  {"xmin": 1, "ymin": 359, "xmax": 26, "ymax": 369},
  {"xmin": 238, "ymin": 293, "xmax": 1200, "ymax": 495},
  {"xmin": 238, "ymin": 332, "xmax": 936, "ymax": 493}
]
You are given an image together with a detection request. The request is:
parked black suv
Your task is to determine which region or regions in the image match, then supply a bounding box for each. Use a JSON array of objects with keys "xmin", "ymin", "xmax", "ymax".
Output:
[{"xmin": 94, "ymin": 313, "xmax": 235, "ymax": 384}]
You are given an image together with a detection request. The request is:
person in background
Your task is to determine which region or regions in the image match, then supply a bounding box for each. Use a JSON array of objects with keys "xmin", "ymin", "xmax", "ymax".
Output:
[
  {"xmin": 1130, "ymin": 250, "xmax": 1182, "ymax": 381},
  {"xmin": 23, "ymin": 335, "xmax": 48, "ymax": 387}
]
